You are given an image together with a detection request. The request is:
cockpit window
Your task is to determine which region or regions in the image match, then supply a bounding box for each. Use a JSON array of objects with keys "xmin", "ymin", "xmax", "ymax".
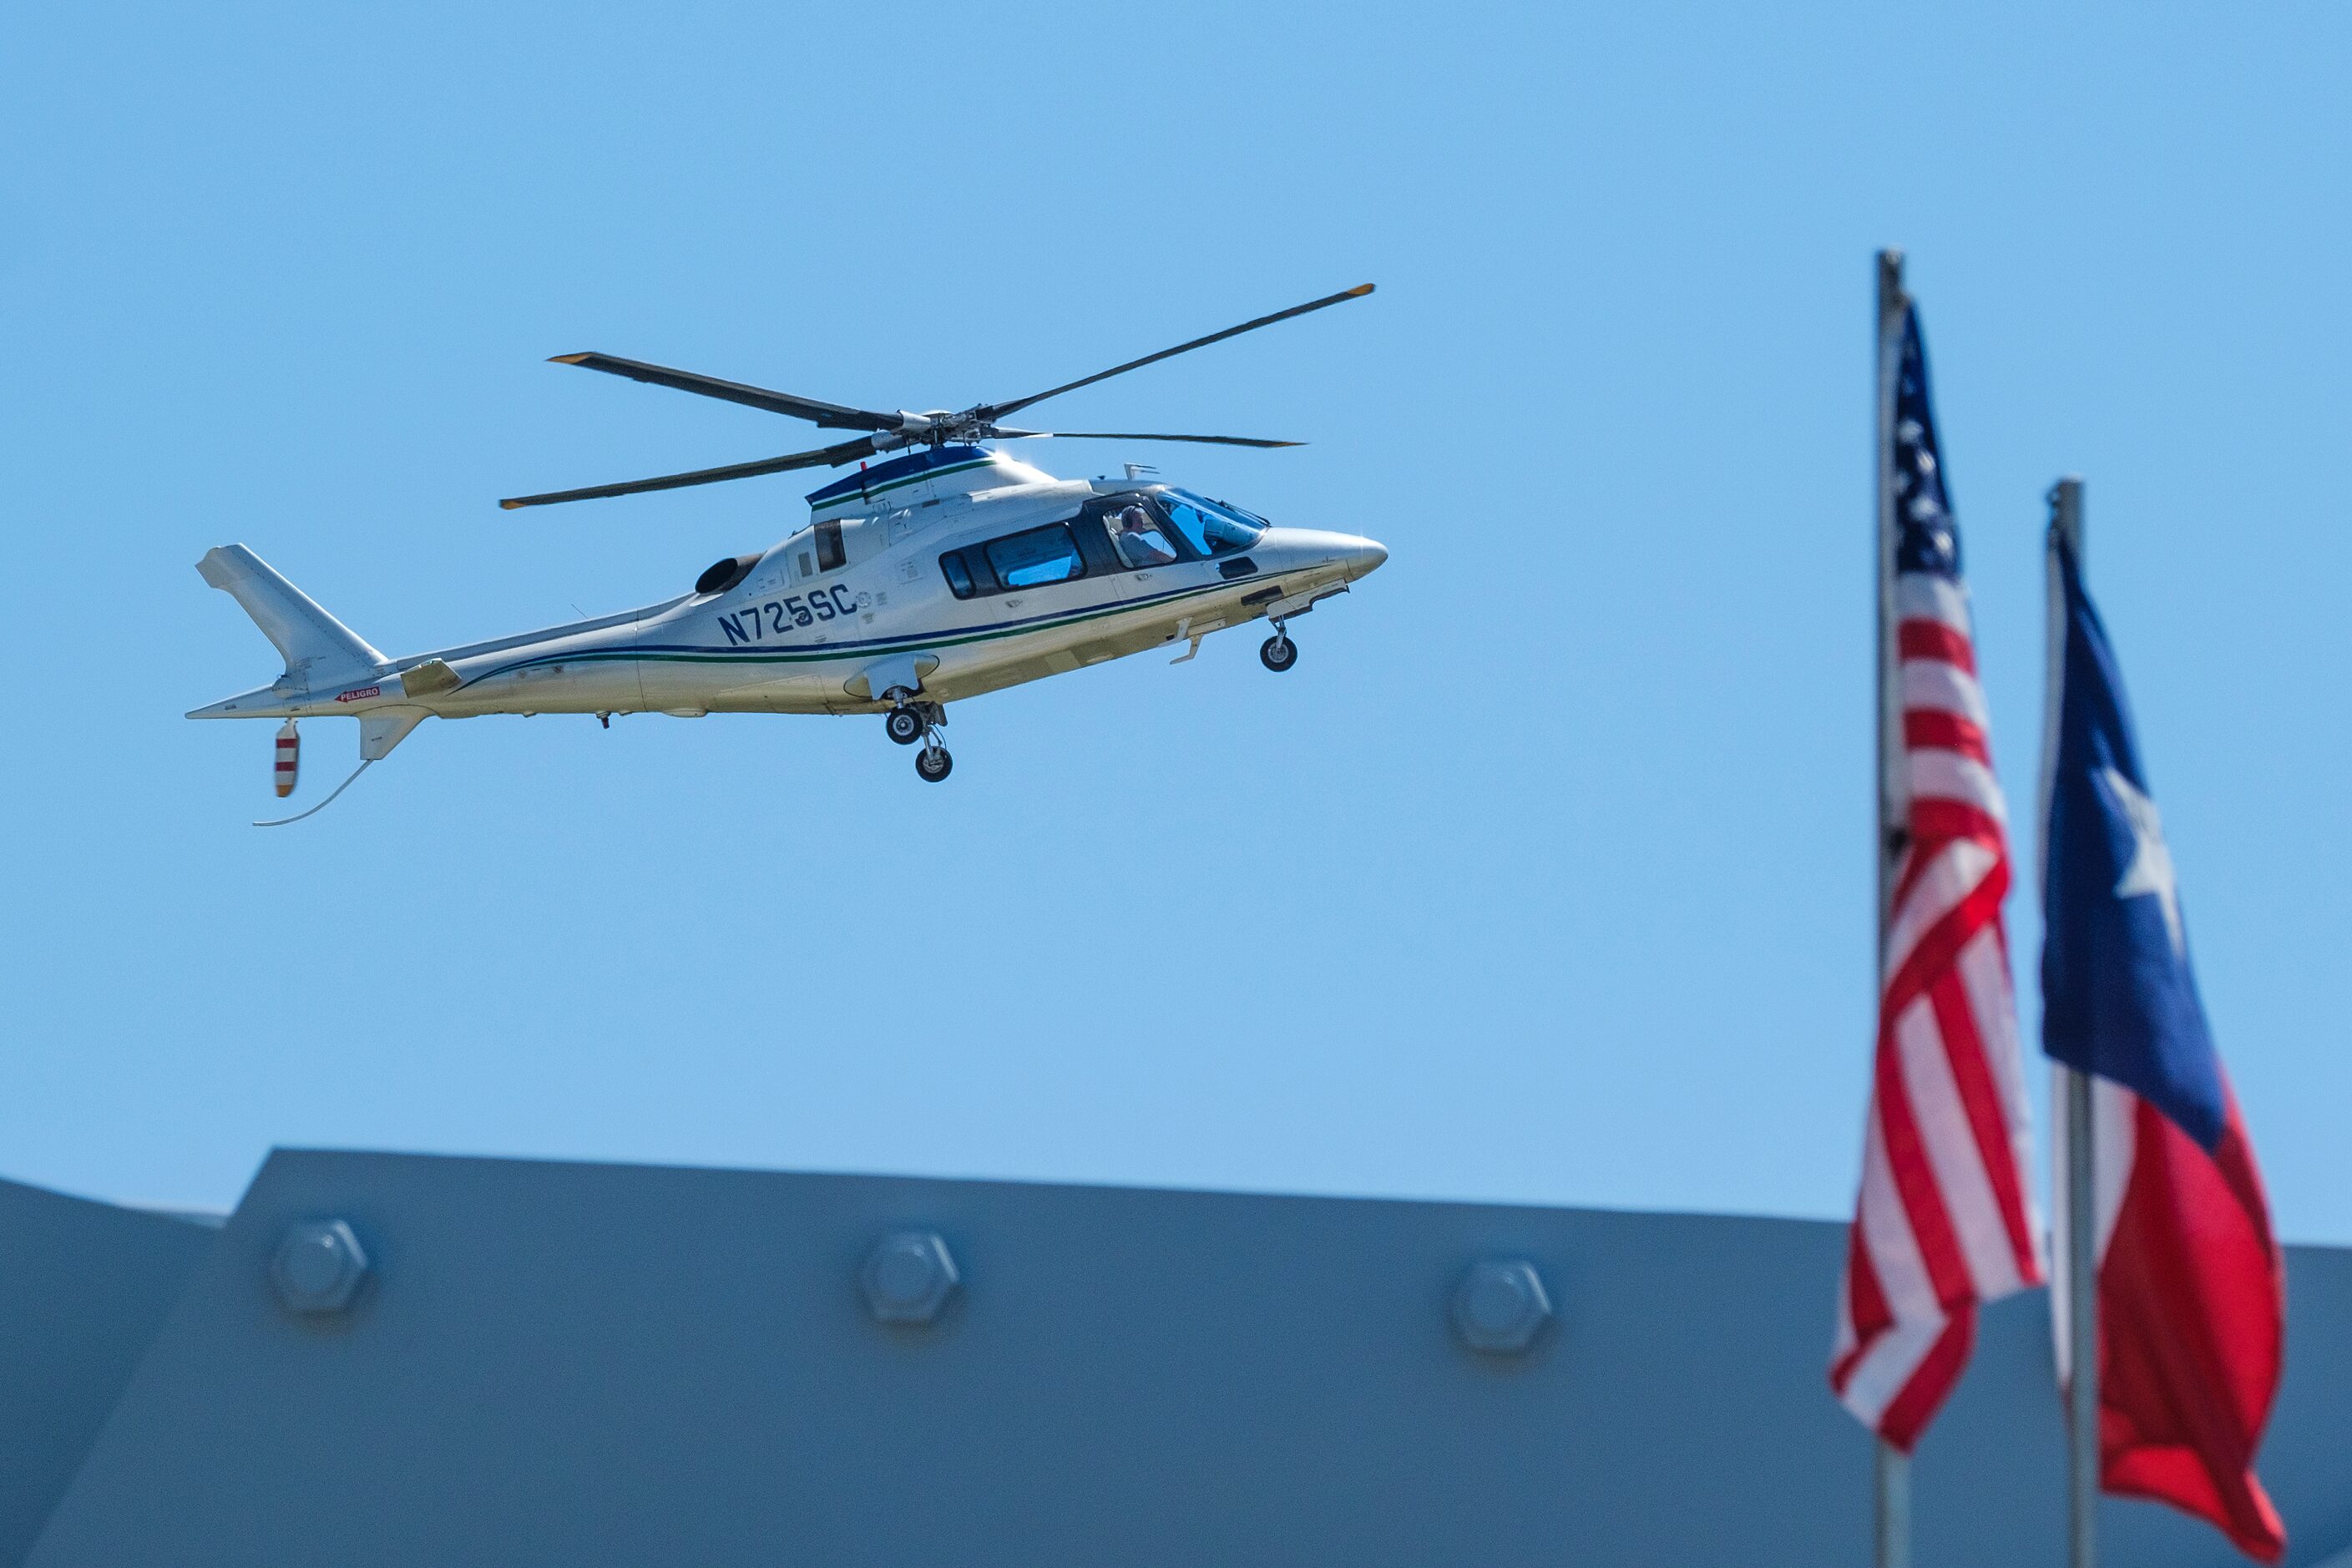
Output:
[
  {"xmin": 1159, "ymin": 490, "xmax": 1265, "ymax": 557},
  {"xmin": 1108, "ymin": 502, "xmax": 1179, "ymax": 569}
]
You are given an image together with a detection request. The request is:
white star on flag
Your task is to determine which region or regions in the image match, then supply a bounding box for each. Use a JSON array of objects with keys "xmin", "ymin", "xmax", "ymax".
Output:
[{"xmin": 2103, "ymin": 766, "xmax": 2185, "ymax": 956}]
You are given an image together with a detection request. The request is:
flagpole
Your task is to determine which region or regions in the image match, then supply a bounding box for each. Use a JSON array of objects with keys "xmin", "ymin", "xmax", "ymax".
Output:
[
  {"xmin": 2048, "ymin": 476, "xmax": 2098, "ymax": 1568},
  {"xmin": 1872, "ymin": 245, "xmax": 1911, "ymax": 1568}
]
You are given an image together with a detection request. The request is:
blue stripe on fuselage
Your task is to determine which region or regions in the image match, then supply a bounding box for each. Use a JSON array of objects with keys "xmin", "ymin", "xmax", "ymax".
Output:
[{"xmin": 470, "ymin": 577, "xmax": 1238, "ymax": 682}]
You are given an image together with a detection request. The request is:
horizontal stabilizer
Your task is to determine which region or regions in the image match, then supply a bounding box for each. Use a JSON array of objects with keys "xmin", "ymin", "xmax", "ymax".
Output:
[
  {"xmin": 196, "ymin": 545, "xmax": 382, "ymax": 683},
  {"xmin": 398, "ymin": 659, "xmax": 462, "ymax": 697}
]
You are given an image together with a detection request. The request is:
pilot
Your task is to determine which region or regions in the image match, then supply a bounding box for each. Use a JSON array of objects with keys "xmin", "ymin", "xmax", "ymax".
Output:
[{"xmin": 1114, "ymin": 504, "xmax": 1176, "ymax": 568}]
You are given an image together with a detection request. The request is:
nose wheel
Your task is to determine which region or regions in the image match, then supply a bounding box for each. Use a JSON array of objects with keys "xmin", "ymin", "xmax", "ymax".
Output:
[
  {"xmin": 1259, "ymin": 627, "xmax": 1299, "ymax": 672},
  {"xmin": 886, "ymin": 695, "xmax": 955, "ymax": 781}
]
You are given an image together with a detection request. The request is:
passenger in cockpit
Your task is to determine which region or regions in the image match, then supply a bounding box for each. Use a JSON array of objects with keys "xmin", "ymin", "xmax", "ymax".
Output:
[{"xmin": 1111, "ymin": 503, "xmax": 1177, "ymax": 569}]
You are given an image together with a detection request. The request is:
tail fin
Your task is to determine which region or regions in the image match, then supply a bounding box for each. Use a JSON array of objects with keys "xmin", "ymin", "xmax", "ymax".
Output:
[{"xmin": 195, "ymin": 546, "xmax": 383, "ymax": 683}]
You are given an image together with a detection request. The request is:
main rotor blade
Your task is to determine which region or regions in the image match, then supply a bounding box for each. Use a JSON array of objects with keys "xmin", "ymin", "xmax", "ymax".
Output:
[
  {"xmin": 498, "ymin": 436, "xmax": 880, "ymax": 509},
  {"xmin": 974, "ymin": 283, "xmax": 1374, "ymax": 424},
  {"xmin": 997, "ymin": 431, "xmax": 1303, "ymax": 449},
  {"xmin": 548, "ymin": 352, "xmax": 898, "ymax": 432}
]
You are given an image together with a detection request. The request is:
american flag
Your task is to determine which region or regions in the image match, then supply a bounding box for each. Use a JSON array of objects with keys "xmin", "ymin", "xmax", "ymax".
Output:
[{"xmin": 1830, "ymin": 303, "xmax": 2044, "ymax": 1449}]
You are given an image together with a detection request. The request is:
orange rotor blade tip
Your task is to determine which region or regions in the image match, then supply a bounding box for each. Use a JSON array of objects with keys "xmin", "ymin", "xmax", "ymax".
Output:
[
  {"xmin": 498, "ymin": 498, "xmax": 525, "ymax": 509},
  {"xmin": 1347, "ymin": 283, "xmax": 1375, "ymax": 296},
  {"xmin": 549, "ymin": 352, "xmax": 592, "ymax": 364}
]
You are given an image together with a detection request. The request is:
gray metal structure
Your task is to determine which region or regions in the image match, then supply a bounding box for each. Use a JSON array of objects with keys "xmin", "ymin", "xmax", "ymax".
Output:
[
  {"xmin": 2051, "ymin": 473, "xmax": 2101, "ymax": 1568},
  {"xmin": 3, "ymin": 1151, "xmax": 2346, "ymax": 1566},
  {"xmin": 0, "ymin": 1178, "xmax": 214, "ymax": 1565},
  {"xmin": 1873, "ymin": 242, "xmax": 1914, "ymax": 1568}
]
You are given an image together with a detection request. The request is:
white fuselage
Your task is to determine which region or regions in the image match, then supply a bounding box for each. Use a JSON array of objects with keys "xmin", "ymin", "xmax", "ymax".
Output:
[{"xmin": 190, "ymin": 458, "xmax": 1387, "ymax": 731}]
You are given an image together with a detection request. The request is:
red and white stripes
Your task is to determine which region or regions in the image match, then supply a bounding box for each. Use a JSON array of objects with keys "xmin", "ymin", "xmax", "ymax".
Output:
[
  {"xmin": 273, "ymin": 721, "xmax": 300, "ymax": 799},
  {"xmin": 1832, "ymin": 575, "xmax": 2044, "ymax": 1448}
]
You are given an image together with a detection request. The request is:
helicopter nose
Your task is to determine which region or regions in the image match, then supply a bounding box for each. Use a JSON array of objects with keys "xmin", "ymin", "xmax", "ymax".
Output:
[
  {"xmin": 1269, "ymin": 528, "xmax": 1388, "ymax": 580},
  {"xmin": 1326, "ymin": 534, "xmax": 1387, "ymax": 581}
]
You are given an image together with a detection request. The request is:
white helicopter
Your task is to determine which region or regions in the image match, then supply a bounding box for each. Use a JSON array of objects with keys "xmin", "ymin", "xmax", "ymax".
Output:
[{"xmin": 189, "ymin": 286, "xmax": 1387, "ymax": 821}]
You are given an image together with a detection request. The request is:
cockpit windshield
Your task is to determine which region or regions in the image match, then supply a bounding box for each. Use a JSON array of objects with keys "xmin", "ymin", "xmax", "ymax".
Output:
[{"xmin": 1158, "ymin": 490, "xmax": 1266, "ymax": 557}]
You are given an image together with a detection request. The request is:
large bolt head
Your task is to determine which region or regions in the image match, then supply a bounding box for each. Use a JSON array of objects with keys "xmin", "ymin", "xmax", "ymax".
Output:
[
  {"xmin": 272, "ymin": 1219, "xmax": 370, "ymax": 1314},
  {"xmin": 861, "ymin": 1230, "xmax": 959, "ymax": 1324},
  {"xmin": 1452, "ymin": 1259, "xmax": 1552, "ymax": 1353}
]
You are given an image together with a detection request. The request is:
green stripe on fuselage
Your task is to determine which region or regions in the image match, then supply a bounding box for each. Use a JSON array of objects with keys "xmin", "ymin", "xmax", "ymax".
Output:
[{"xmin": 809, "ymin": 457, "xmax": 1001, "ymax": 515}]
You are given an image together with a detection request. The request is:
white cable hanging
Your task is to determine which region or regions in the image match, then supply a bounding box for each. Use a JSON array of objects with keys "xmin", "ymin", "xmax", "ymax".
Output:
[{"xmin": 252, "ymin": 759, "xmax": 374, "ymax": 827}]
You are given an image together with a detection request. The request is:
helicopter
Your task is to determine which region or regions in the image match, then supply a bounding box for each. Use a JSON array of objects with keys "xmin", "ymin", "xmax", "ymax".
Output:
[{"xmin": 188, "ymin": 285, "xmax": 1388, "ymax": 822}]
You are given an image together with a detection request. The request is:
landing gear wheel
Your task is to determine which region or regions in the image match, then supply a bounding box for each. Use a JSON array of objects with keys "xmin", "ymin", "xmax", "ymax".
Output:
[
  {"xmin": 1259, "ymin": 633, "xmax": 1298, "ymax": 672},
  {"xmin": 885, "ymin": 706, "xmax": 924, "ymax": 746},
  {"xmin": 915, "ymin": 746, "xmax": 953, "ymax": 783}
]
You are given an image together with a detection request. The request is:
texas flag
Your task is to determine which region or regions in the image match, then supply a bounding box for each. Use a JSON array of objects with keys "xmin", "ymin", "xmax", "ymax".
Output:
[{"xmin": 2040, "ymin": 531, "xmax": 2286, "ymax": 1562}]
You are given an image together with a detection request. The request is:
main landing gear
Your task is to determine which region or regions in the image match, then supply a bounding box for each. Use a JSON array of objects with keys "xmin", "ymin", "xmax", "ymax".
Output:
[
  {"xmin": 885, "ymin": 695, "xmax": 953, "ymax": 782},
  {"xmin": 1259, "ymin": 625, "xmax": 1299, "ymax": 673}
]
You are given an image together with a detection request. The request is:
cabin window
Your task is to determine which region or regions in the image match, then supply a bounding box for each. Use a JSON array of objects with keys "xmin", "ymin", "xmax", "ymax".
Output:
[
  {"xmin": 984, "ymin": 524, "xmax": 1085, "ymax": 589},
  {"xmin": 814, "ymin": 518, "xmax": 847, "ymax": 572},
  {"xmin": 939, "ymin": 552, "xmax": 976, "ymax": 599}
]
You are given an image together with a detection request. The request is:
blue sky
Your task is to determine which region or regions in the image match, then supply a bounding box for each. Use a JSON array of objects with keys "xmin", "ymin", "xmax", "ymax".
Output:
[{"xmin": 3, "ymin": 2, "xmax": 2346, "ymax": 1238}]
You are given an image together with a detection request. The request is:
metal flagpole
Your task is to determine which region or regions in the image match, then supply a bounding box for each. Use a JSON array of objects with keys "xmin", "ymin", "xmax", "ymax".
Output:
[
  {"xmin": 2048, "ymin": 475, "xmax": 2097, "ymax": 1568},
  {"xmin": 1872, "ymin": 246, "xmax": 1911, "ymax": 1568}
]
